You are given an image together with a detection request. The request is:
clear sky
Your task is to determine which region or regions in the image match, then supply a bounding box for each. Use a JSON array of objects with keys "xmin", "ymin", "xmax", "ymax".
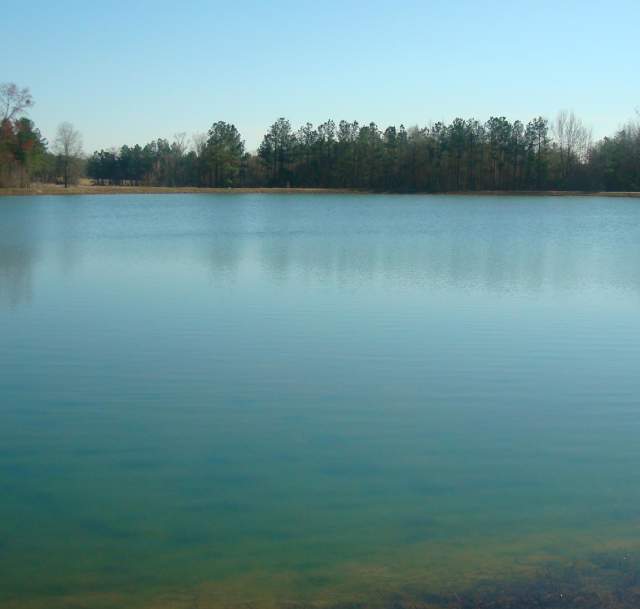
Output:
[{"xmin": 3, "ymin": 0, "xmax": 639, "ymax": 153}]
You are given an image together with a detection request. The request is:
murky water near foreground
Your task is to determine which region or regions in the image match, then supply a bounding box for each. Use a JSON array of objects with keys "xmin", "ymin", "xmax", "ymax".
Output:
[{"xmin": 1, "ymin": 193, "xmax": 640, "ymax": 609}]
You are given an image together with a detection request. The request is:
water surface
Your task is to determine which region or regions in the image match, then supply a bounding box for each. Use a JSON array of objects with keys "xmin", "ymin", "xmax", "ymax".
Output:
[{"xmin": 1, "ymin": 193, "xmax": 640, "ymax": 608}]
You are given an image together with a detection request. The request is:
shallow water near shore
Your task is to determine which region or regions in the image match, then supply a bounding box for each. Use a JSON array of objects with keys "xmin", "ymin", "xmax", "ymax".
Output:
[{"xmin": 1, "ymin": 193, "xmax": 640, "ymax": 608}]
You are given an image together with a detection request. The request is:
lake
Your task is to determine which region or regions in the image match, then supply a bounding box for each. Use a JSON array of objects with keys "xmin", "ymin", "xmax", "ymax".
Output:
[{"xmin": 1, "ymin": 193, "xmax": 640, "ymax": 609}]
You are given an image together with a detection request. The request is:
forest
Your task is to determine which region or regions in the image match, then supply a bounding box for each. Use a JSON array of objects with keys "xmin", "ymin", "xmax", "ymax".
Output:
[{"xmin": 2, "ymin": 82, "xmax": 639, "ymax": 192}]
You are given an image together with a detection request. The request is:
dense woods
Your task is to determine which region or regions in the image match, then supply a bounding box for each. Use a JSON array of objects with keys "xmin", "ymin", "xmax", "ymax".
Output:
[
  {"xmin": 2, "ymin": 82, "xmax": 639, "ymax": 192},
  {"xmin": 85, "ymin": 114, "xmax": 640, "ymax": 192}
]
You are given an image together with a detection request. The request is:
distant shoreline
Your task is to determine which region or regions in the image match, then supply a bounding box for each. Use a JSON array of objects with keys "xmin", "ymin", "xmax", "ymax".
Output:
[
  {"xmin": 1, "ymin": 184, "xmax": 639, "ymax": 198},
  {"xmin": 0, "ymin": 185, "xmax": 356, "ymax": 197}
]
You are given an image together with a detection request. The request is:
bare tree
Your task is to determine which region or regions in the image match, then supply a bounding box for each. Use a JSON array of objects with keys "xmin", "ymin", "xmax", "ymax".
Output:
[
  {"xmin": 54, "ymin": 122, "xmax": 83, "ymax": 188},
  {"xmin": 192, "ymin": 132, "xmax": 207, "ymax": 157},
  {"xmin": 173, "ymin": 132, "xmax": 188, "ymax": 156},
  {"xmin": 0, "ymin": 83, "xmax": 34, "ymax": 121},
  {"xmin": 553, "ymin": 110, "xmax": 591, "ymax": 181},
  {"xmin": 633, "ymin": 108, "xmax": 640, "ymax": 138}
]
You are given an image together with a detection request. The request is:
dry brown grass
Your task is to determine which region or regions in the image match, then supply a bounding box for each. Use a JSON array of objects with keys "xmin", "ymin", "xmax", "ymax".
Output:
[
  {"xmin": 0, "ymin": 184, "xmax": 358, "ymax": 196},
  {"xmin": 1, "ymin": 184, "xmax": 639, "ymax": 197}
]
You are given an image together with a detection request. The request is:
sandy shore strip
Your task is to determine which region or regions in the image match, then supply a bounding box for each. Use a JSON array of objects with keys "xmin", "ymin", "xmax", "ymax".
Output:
[{"xmin": 1, "ymin": 184, "xmax": 639, "ymax": 197}]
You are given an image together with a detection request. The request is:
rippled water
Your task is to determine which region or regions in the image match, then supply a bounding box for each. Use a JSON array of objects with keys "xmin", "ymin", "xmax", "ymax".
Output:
[{"xmin": 1, "ymin": 193, "xmax": 640, "ymax": 609}]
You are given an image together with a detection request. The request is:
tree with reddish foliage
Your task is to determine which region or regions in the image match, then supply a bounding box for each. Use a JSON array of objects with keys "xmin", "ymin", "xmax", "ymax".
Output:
[{"xmin": 0, "ymin": 83, "xmax": 47, "ymax": 187}]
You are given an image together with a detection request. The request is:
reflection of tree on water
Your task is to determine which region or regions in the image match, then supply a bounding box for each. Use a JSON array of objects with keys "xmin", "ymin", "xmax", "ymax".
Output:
[
  {"xmin": 253, "ymin": 219, "xmax": 640, "ymax": 296},
  {"xmin": 0, "ymin": 244, "xmax": 36, "ymax": 307},
  {"xmin": 190, "ymin": 194, "xmax": 640, "ymax": 296},
  {"xmin": 52, "ymin": 198, "xmax": 86, "ymax": 275},
  {"xmin": 0, "ymin": 198, "xmax": 88, "ymax": 308},
  {"xmin": 0, "ymin": 202, "xmax": 41, "ymax": 308},
  {"xmin": 204, "ymin": 237, "xmax": 242, "ymax": 280}
]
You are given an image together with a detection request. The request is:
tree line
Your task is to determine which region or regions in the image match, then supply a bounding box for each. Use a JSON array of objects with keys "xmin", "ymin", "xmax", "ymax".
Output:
[{"xmin": 2, "ymin": 82, "xmax": 639, "ymax": 192}]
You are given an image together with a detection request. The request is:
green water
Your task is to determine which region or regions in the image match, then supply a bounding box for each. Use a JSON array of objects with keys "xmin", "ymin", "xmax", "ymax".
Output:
[{"xmin": 1, "ymin": 193, "xmax": 640, "ymax": 609}]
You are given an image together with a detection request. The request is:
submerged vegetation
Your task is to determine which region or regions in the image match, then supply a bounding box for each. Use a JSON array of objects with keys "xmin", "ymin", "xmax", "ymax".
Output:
[
  {"xmin": 2, "ymin": 82, "xmax": 639, "ymax": 192},
  {"xmin": 389, "ymin": 551, "xmax": 640, "ymax": 609}
]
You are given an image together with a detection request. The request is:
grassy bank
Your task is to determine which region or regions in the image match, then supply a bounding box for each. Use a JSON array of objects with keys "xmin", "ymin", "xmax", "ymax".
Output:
[{"xmin": 1, "ymin": 184, "xmax": 640, "ymax": 197}]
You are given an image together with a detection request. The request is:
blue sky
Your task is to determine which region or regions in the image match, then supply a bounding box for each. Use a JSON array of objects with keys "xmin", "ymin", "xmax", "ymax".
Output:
[{"xmin": 3, "ymin": 0, "xmax": 639, "ymax": 152}]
